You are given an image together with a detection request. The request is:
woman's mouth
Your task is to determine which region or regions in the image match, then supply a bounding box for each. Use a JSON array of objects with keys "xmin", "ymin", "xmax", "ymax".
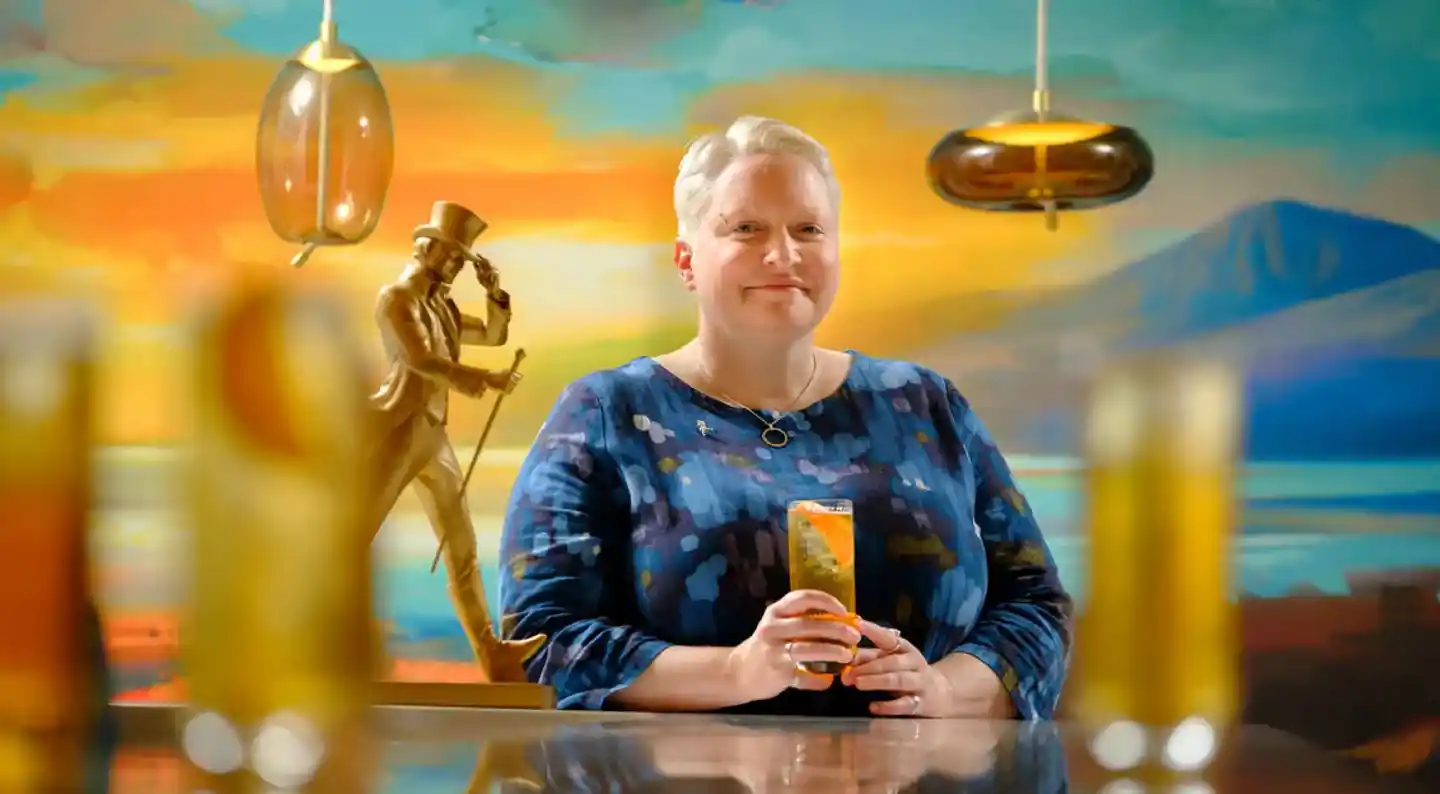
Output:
[{"xmin": 749, "ymin": 284, "xmax": 805, "ymax": 292}]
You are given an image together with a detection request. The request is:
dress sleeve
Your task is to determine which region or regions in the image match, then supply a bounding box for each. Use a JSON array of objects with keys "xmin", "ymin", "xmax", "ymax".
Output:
[
  {"xmin": 498, "ymin": 379, "xmax": 672, "ymax": 709},
  {"xmin": 946, "ymin": 381, "xmax": 1075, "ymax": 720}
]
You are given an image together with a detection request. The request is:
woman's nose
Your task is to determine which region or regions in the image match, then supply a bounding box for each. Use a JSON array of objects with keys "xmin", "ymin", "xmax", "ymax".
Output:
[{"xmin": 762, "ymin": 234, "xmax": 802, "ymax": 267}]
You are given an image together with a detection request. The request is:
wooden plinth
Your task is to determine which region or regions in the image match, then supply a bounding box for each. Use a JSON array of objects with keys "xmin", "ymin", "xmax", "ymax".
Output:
[{"xmin": 373, "ymin": 680, "xmax": 554, "ymax": 710}]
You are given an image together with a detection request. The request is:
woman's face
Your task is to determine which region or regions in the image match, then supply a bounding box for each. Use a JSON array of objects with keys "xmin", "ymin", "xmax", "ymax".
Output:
[{"xmin": 676, "ymin": 153, "xmax": 839, "ymax": 342}]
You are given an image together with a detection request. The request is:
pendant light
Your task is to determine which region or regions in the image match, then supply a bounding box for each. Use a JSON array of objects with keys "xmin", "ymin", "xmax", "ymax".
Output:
[
  {"xmin": 256, "ymin": 0, "xmax": 395, "ymax": 268},
  {"xmin": 926, "ymin": 0, "xmax": 1154, "ymax": 230}
]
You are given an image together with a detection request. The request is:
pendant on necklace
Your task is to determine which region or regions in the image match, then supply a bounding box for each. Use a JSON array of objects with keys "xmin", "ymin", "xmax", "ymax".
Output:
[{"xmin": 761, "ymin": 426, "xmax": 790, "ymax": 448}]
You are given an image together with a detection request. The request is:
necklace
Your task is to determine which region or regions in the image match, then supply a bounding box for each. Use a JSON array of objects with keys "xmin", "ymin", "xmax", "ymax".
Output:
[{"xmin": 704, "ymin": 352, "xmax": 819, "ymax": 449}]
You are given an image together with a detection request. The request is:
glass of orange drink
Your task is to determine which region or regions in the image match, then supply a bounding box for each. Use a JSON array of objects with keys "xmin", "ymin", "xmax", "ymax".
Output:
[{"xmin": 786, "ymin": 498, "xmax": 857, "ymax": 675}]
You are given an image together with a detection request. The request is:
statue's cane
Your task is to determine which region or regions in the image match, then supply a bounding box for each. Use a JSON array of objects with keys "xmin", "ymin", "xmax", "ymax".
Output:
[{"xmin": 430, "ymin": 347, "xmax": 527, "ymax": 574}]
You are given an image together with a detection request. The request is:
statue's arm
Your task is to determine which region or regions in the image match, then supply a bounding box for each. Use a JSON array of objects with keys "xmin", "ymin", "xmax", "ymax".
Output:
[
  {"xmin": 460, "ymin": 290, "xmax": 511, "ymax": 347},
  {"xmin": 377, "ymin": 285, "xmax": 466, "ymax": 385}
]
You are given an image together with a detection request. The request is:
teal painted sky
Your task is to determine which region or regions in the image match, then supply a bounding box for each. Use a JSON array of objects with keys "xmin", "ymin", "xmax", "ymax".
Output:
[
  {"xmin": 211, "ymin": 0, "xmax": 1440, "ymax": 149},
  {"xmin": 3, "ymin": 0, "xmax": 1437, "ymax": 154}
]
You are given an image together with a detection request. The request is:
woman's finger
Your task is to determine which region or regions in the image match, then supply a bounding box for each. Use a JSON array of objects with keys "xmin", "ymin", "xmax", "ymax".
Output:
[
  {"xmin": 855, "ymin": 619, "xmax": 912, "ymax": 652},
  {"xmin": 869, "ymin": 694, "xmax": 929, "ymax": 717},
  {"xmin": 768, "ymin": 589, "xmax": 851, "ymax": 618},
  {"xmin": 850, "ymin": 669, "xmax": 926, "ymax": 694},
  {"xmin": 759, "ymin": 616, "xmax": 861, "ymax": 647},
  {"xmin": 783, "ymin": 640, "xmax": 857, "ymax": 665},
  {"xmin": 850, "ymin": 647, "xmax": 886, "ymax": 667},
  {"xmin": 841, "ymin": 652, "xmax": 916, "ymax": 684}
]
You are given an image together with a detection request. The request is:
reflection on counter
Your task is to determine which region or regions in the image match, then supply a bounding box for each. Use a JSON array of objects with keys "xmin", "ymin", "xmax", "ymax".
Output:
[
  {"xmin": 109, "ymin": 715, "xmax": 1062, "ymax": 794},
  {"xmin": 499, "ymin": 718, "xmax": 1064, "ymax": 793},
  {"xmin": 103, "ymin": 706, "xmax": 1401, "ymax": 794},
  {"xmin": 368, "ymin": 720, "xmax": 1062, "ymax": 794}
]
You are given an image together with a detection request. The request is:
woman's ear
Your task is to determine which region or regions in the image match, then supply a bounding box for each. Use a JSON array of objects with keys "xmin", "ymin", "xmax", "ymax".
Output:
[{"xmin": 674, "ymin": 240, "xmax": 696, "ymax": 292}]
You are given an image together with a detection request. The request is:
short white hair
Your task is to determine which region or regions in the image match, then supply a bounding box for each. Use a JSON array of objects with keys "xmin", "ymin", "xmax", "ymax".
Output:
[{"xmin": 673, "ymin": 115, "xmax": 840, "ymax": 240}]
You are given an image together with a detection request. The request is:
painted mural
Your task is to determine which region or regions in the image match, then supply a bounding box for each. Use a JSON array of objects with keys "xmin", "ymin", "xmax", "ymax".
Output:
[{"xmin": 2, "ymin": 0, "xmax": 1438, "ymax": 784}]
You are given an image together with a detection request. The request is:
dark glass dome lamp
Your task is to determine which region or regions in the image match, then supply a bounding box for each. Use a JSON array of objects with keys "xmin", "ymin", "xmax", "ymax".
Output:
[
  {"xmin": 926, "ymin": 0, "xmax": 1154, "ymax": 230},
  {"xmin": 256, "ymin": 0, "xmax": 395, "ymax": 268}
]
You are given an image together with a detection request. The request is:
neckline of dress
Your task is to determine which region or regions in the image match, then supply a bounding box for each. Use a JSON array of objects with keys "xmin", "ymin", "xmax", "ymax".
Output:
[{"xmin": 646, "ymin": 349, "xmax": 863, "ymax": 417}]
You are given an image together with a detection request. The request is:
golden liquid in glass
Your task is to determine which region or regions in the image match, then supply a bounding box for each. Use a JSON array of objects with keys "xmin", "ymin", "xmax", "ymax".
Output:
[
  {"xmin": 1076, "ymin": 358, "xmax": 1241, "ymax": 781},
  {"xmin": 0, "ymin": 300, "xmax": 97, "ymax": 792},
  {"xmin": 183, "ymin": 279, "xmax": 375, "ymax": 792},
  {"xmin": 787, "ymin": 499, "xmax": 858, "ymax": 675}
]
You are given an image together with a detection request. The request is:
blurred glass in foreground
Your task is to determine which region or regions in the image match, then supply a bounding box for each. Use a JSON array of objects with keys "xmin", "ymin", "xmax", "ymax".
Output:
[
  {"xmin": 180, "ymin": 277, "xmax": 375, "ymax": 792},
  {"xmin": 0, "ymin": 297, "xmax": 110, "ymax": 792},
  {"xmin": 1076, "ymin": 355, "xmax": 1243, "ymax": 788}
]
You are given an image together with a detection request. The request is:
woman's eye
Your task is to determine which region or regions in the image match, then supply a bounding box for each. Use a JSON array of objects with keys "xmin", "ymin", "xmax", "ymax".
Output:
[
  {"xmin": 735, "ymin": 223, "xmax": 759, "ymax": 233},
  {"xmin": 799, "ymin": 225, "xmax": 823, "ymax": 235}
]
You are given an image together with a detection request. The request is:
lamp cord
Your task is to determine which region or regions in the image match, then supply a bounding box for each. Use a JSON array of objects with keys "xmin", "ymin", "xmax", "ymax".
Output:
[
  {"xmin": 1035, "ymin": 0, "xmax": 1048, "ymax": 95},
  {"xmin": 1033, "ymin": 0, "xmax": 1050, "ymax": 118}
]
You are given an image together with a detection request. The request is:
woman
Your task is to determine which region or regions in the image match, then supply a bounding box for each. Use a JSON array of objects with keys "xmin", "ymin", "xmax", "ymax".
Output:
[{"xmin": 498, "ymin": 116, "xmax": 1072, "ymax": 719}]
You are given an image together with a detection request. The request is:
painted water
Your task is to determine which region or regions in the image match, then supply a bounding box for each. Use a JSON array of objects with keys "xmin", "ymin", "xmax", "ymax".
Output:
[{"xmin": 93, "ymin": 456, "xmax": 1440, "ymax": 663}]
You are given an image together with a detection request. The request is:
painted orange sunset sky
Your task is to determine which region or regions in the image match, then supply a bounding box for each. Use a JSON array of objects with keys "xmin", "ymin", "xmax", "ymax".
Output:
[{"xmin": 1, "ymin": 0, "xmax": 1436, "ymax": 444}]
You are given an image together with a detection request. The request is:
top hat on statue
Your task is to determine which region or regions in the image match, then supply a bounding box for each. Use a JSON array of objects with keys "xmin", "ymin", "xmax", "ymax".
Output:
[{"xmin": 411, "ymin": 201, "xmax": 488, "ymax": 262}]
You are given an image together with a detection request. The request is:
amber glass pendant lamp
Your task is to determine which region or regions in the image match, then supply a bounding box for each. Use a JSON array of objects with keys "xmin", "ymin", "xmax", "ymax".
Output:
[
  {"xmin": 256, "ymin": 0, "xmax": 396, "ymax": 267},
  {"xmin": 927, "ymin": 0, "xmax": 1155, "ymax": 229}
]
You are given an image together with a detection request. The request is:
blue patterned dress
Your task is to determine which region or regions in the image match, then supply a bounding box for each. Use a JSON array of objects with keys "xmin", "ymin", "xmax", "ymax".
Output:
[{"xmin": 499, "ymin": 352, "xmax": 1073, "ymax": 718}]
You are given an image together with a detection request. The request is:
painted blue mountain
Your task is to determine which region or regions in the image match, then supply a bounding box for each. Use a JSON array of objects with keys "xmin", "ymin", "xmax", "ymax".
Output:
[
  {"xmin": 1222, "ymin": 270, "xmax": 1440, "ymax": 459},
  {"xmin": 1121, "ymin": 200, "xmax": 1440, "ymax": 346},
  {"xmin": 922, "ymin": 200, "xmax": 1440, "ymax": 459},
  {"xmin": 1008, "ymin": 199, "xmax": 1440, "ymax": 344}
]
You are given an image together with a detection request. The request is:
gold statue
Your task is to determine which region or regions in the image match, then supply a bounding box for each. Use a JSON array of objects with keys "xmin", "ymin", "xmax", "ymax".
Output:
[{"xmin": 366, "ymin": 200, "xmax": 544, "ymax": 683}]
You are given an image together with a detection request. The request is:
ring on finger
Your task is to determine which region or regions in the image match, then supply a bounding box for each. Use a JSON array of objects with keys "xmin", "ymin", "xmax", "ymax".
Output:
[
  {"xmin": 887, "ymin": 627, "xmax": 903, "ymax": 652},
  {"xmin": 784, "ymin": 640, "xmax": 798, "ymax": 665},
  {"xmin": 907, "ymin": 694, "xmax": 921, "ymax": 715}
]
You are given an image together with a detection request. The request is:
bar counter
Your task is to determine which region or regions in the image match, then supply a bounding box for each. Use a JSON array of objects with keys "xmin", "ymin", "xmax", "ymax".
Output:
[{"xmin": 100, "ymin": 703, "xmax": 1420, "ymax": 793}]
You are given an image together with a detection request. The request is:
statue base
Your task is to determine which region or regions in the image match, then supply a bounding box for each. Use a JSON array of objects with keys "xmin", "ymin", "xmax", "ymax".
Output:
[{"xmin": 374, "ymin": 680, "xmax": 554, "ymax": 709}]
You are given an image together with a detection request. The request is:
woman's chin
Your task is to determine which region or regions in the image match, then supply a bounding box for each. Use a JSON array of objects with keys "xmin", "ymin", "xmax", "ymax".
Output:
[{"xmin": 734, "ymin": 307, "xmax": 821, "ymax": 338}]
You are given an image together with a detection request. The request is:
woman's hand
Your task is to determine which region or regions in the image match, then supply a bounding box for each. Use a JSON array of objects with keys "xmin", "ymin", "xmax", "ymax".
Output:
[
  {"xmin": 725, "ymin": 590, "xmax": 862, "ymax": 703},
  {"xmin": 842, "ymin": 619, "xmax": 956, "ymax": 718},
  {"xmin": 932, "ymin": 652, "xmax": 1016, "ymax": 719}
]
